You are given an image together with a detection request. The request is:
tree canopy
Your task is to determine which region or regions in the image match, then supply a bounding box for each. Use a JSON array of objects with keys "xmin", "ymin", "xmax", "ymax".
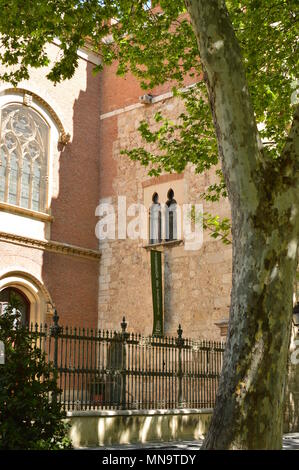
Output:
[
  {"xmin": 0, "ymin": 1, "xmax": 297, "ymax": 242},
  {"xmin": 0, "ymin": 1, "xmax": 297, "ymax": 146}
]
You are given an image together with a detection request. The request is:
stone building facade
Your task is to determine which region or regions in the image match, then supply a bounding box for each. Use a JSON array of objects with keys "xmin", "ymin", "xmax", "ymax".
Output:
[
  {"xmin": 97, "ymin": 65, "xmax": 232, "ymax": 339},
  {"xmin": 0, "ymin": 44, "xmax": 232, "ymax": 340},
  {"xmin": 0, "ymin": 43, "xmax": 101, "ymax": 329}
]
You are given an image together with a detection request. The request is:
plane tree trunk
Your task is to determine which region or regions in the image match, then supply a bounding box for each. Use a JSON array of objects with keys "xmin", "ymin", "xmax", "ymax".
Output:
[{"xmin": 185, "ymin": 0, "xmax": 299, "ymax": 449}]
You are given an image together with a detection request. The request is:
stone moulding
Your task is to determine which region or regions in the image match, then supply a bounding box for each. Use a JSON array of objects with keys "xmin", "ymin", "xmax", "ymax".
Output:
[
  {"xmin": 2, "ymin": 88, "xmax": 66, "ymax": 139},
  {"xmin": 143, "ymin": 239, "xmax": 184, "ymax": 251},
  {"xmin": 0, "ymin": 231, "xmax": 101, "ymax": 261},
  {"xmin": 142, "ymin": 173, "xmax": 184, "ymax": 188},
  {"xmin": 100, "ymin": 82, "xmax": 198, "ymax": 121},
  {"xmin": 0, "ymin": 202, "xmax": 54, "ymax": 222}
]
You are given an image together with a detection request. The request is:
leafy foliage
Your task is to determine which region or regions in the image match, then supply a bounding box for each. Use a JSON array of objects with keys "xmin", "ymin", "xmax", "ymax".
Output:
[
  {"xmin": 0, "ymin": 1, "xmax": 297, "ymax": 244},
  {"xmin": 203, "ymin": 214, "xmax": 231, "ymax": 245},
  {"xmin": 0, "ymin": 1, "xmax": 296, "ymax": 151},
  {"xmin": 0, "ymin": 0, "xmax": 192, "ymax": 86},
  {"xmin": 121, "ymin": 82, "xmax": 218, "ymax": 176},
  {"xmin": 0, "ymin": 295, "xmax": 72, "ymax": 450}
]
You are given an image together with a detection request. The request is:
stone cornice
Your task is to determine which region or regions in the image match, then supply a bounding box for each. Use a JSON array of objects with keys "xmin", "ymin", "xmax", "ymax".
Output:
[
  {"xmin": 100, "ymin": 82, "xmax": 198, "ymax": 121},
  {"xmin": 143, "ymin": 240, "xmax": 184, "ymax": 251},
  {"xmin": 0, "ymin": 231, "xmax": 101, "ymax": 261}
]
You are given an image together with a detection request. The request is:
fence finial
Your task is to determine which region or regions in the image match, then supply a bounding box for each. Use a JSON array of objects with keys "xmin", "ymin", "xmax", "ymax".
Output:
[
  {"xmin": 121, "ymin": 316, "xmax": 127, "ymax": 333},
  {"xmin": 50, "ymin": 309, "xmax": 62, "ymax": 337},
  {"xmin": 53, "ymin": 309, "xmax": 59, "ymax": 324},
  {"xmin": 176, "ymin": 324, "xmax": 184, "ymax": 348},
  {"xmin": 30, "ymin": 316, "xmax": 223, "ymax": 411}
]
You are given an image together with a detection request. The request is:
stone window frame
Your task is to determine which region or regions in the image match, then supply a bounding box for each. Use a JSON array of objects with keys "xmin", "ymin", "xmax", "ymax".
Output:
[
  {"xmin": 0, "ymin": 103, "xmax": 49, "ymax": 213},
  {"xmin": 165, "ymin": 188, "xmax": 178, "ymax": 242},
  {"xmin": 149, "ymin": 191, "xmax": 162, "ymax": 244},
  {"xmin": 0, "ymin": 90, "xmax": 63, "ymax": 222},
  {"xmin": 0, "ymin": 286, "xmax": 30, "ymax": 325},
  {"xmin": 0, "ymin": 271, "xmax": 54, "ymax": 325},
  {"xmin": 143, "ymin": 176, "xmax": 184, "ymax": 248}
]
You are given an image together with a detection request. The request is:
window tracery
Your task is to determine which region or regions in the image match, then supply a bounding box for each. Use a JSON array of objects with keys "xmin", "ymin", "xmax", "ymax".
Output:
[{"xmin": 0, "ymin": 103, "xmax": 49, "ymax": 212}]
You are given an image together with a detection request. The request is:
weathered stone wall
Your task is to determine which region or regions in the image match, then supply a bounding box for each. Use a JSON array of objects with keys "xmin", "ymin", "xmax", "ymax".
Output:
[
  {"xmin": 98, "ymin": 91, "xmax": 232, "ymax": 340},
  {"xmin": 67, "ymin": 409, "xmax": 212, "ymax": 448}
]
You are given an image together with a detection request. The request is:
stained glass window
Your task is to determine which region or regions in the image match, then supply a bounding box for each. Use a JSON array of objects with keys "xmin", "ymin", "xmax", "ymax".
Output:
[{"xmin": 0, "ymin": 104, "xmax": 48, "ymax": 212}]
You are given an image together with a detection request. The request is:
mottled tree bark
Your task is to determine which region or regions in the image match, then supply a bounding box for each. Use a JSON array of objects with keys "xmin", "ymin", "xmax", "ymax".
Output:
[{"xmin": 185, "ymin": 0, "xmax": 299, "ymax": 449}]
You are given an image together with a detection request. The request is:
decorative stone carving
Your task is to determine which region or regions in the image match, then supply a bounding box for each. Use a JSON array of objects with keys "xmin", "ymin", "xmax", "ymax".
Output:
[
  {"xmin": 23, "ymin": 93, "xmax": 33, "ymax": 106},
  {"xmin": 58, "ymin": 132, "xmax": 71, "ymax": 146}
]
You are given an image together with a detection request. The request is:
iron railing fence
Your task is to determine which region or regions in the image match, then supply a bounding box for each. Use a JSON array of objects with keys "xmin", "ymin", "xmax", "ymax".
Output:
[{"xmin": 28, "ymin": 311, "xmax": 225, "ymax": 411}]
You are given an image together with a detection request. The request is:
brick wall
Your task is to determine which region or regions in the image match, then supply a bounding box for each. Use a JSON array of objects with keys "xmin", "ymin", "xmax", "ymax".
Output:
[{"xmin": 0, "ymin": 43, "xmax": 100, "ymax": 328}]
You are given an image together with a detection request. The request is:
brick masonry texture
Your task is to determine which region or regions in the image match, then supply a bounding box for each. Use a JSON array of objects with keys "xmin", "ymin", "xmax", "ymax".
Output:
[
  {"xmin": 98, "ymin": 74, "xmax": 232, "ymax": 340},
  {"xmin": 0, "ymin": 44, "xmax": 100, "ymax": 328},
  {"xmin": 0, "ymin": 46, "xmax": 232, "ymax": 339}
]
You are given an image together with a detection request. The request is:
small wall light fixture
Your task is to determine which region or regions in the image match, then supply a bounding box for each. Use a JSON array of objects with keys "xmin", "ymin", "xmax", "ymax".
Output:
[{"xmin": 139, "ymin": 93, "xmax": 153, "ymax": 105}]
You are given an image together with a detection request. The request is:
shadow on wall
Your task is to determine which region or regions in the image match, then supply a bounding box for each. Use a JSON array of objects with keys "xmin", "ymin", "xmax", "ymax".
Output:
[
  {"xmin": 42, "ymin": 61, "xmax": 100, "ymax": 328},
  {"xmin": 67, "ymin": 411, "xmax": 212, "ymax": 448}
]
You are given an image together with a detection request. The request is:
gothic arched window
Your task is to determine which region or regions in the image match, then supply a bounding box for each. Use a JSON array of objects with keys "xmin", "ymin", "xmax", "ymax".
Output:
[
  {"xmin": 165, "ymin": 188, "xmax": 177, "ymax": 241},
  {"xmin": 0, "ymin": 287, "xmax": 30, "ymax": 325},
  {"xmin": 0, "ymin": 103, "xmax": 49, "ymax": 212},
  {"xmin": 149, "ymin": 192, "xmax": 162, "ymax": 244}
]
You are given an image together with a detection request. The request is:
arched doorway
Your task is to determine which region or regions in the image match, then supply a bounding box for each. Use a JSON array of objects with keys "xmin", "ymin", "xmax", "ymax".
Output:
[
  {"xmin": 0, "ymin": 272, "xmax": 54, "ymax": 325},
  {"xmin": 0, "ymin": 287, "xmax": 30, "ymax": 325}
]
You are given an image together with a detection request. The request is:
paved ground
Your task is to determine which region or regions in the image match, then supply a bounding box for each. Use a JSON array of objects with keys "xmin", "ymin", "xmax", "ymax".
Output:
[
  {"xmin": 282, "ymin": 433, "xmax": 299, "ymax": 450},
  {"xmin": 79, "ymin": 433, "xmax": 299, "ymax": 450}
]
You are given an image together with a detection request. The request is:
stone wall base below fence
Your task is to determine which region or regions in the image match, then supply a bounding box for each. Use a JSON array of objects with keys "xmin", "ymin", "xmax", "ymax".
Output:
[{"xmin": 66, "ymin": 409, "xmax": 213, "ymax": 448}]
